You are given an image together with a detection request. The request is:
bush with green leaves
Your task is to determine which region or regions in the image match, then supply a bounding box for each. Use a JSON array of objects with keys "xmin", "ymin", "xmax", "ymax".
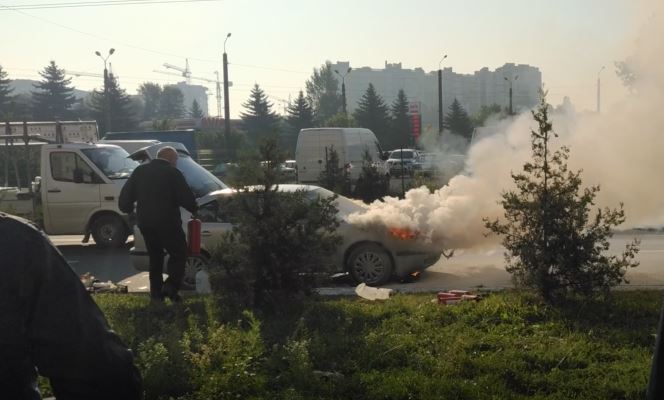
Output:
[
  {"xmin": 210, "ymin": 137, "xmax": 341, "ymax": 310},
  {"xmin": 484, "ymin": 93, "xmax": 639, "ymax": 302},
  {"xmin": 318, "ymin": 145, "xmax": 350, "ymax": 195},
  {"xmin": 353, "ymin": 149, "xmax": 388, "ymax": 203}
]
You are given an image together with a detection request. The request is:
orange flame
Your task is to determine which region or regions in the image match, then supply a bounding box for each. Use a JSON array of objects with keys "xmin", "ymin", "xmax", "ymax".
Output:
[{"xmin": 388, "ymin": 227, "xmax": 419, "ymax": 240}]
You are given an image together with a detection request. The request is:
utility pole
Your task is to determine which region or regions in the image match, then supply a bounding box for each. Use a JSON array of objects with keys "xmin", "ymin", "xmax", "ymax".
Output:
[
  {"xmin": 334, "ymin": 67, "xmax": 352, "ymax": 115},
  {"xmin": 95, "ymin": 48, "xmax": 115, "ymax": 133},
  {"xmin": 223, "ymin": 33, "xmax": 231, "ymax": 139},
  {"xmin": 597, "ymin": 66, "xmax": 605, "ymax": 113},
  {"xmin": 504, "ymin": 75, "xmax": 518, "ymax": 116},
  {"xmin": 438, "ymin": 55, "xmax": 447, "ymax": 135}
]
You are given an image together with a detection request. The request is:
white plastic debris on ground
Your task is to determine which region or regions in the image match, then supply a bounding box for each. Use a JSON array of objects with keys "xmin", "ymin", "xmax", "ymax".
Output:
[{"xmin": 355, "ymin": 283, "xmax": 393, "ymax": 301}]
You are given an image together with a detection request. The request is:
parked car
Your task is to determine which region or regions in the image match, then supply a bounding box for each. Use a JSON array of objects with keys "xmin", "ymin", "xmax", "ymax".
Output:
[
  {"xmin": 385, "ymin": 149, "xmax": 423, "ymax": 176},
  {"xmin": 211, "ymin": 162, "xmax": 238, "ymax": 180},
  {"xmin": 260, "ymin": 161, "xmax": 297, "ymax": 182},
  {"xmin": 129, "ymin": 184, "xmax": 441, "ymax": 287}
]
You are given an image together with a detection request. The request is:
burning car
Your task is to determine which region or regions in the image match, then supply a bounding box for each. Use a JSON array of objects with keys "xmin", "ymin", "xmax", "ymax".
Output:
[{"xmin": 129, "ymin": 185, "xmax": 441, "ymax": 286}]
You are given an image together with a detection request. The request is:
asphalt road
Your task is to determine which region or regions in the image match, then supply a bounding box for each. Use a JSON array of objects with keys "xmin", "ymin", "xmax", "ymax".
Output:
[{"xmin": 51, "ymin": 231, "xmax": 664, "ymax": 294}]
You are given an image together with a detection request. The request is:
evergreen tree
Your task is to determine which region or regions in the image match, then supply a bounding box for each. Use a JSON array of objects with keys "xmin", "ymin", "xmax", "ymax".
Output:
[
  {"xmin": 31, "ymin": 61, "xmax": 76, "ymax": 120},
  {"xmin": 88, "ymin": 74, "xmax": 136, "ymax": 133},
  {"xmin": 484, "ymin": 93, "xmax": 639, "ymax": 302},
  {"xmin": 353, "ymin": 84, "xmax": 391, "ymax": 148},
  {"xmin": 240, "ymin": 84, "xmax": 280, "ymax": 144},
  {"xmin": 324, "ymin": 112, "xmax": 356, "ymax": 128},
  {"xmin": 390, "ymin": 89, "xmax": 410, "ymax": 148},
  {"xmin": 0, "ymin": 65, "xmax": 13, "ymax": 117},
  {"xmin": 190, "ymin": 99, "xmax": 204, "ymax": 118},
  {"xmin": 138, "ymin": 82, "xmax": 162, "ymax": 121},
  {"xmin": 443, "ymin": 98, "xmax": 474, "ymax": 141},
  {"xmin": 305, "ymin": 61, "xmax": 341, "ymax": 124},
  {"xmin": 471, "ymin": 104, "xmax": 504, "ymax": 127},
  {"xmin": 160, "ymin": 85, "xmax": 185, "ymax": 119},
  {"xmin": 353, "ymin": 149, "xmax": 389, "ymax": 203},
  {"xmin": 319, "ymin": 145, "xmax": 350, "ymax": 195},
  {"xmin": 286, "ymin": 90, "xmax": 313, "ymax": 133}
]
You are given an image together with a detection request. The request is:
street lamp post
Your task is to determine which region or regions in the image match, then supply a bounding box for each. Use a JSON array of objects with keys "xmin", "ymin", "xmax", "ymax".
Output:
[
  {"xmin": 597, "ymin": 65, "xmax": 605, "ymax": 113},
  {"xmin": 504, "ymin": 75, "xmax": 519, "ymax": 116},
  {"xmin": 223, "ymin": 33, "xmax": 231, "ymax": 139},
  {"xmin": 95, "ymin": 48, "xmax": 115, "ymax": 133},
  {"xmin": 438, "ymin": 54, "xmax": 447, "ymax": 135},
  {"xmin": 334, "ymin": 67, "xmax": 352, "ymax": 116}
]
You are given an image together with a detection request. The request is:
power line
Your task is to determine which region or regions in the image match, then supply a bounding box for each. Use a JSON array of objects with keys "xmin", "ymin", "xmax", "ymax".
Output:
[{"xmin": 1, "ymin": 0, "xmax": 222, "ymax": 10}]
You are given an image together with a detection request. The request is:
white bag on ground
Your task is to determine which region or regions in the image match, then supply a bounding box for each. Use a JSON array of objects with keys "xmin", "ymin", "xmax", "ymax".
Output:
[
  {"xmin": 195, "ymin": 269, "xmax": 211, "ymax": 294},
  {"xmin": 355, "ymin": 283, "xmax": 393, "ymax": 301}
]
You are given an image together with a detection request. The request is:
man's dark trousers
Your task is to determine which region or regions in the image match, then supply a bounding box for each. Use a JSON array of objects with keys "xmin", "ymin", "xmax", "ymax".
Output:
[{"xmin": 141, "ymin": 224, "xmax": 187, "ymax": 299}]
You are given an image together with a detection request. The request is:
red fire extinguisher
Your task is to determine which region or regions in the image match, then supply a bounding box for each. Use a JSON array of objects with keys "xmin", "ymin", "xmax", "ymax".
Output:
[{"xmin": 187, "ymin": 215, "xmax": 202, "ymax": 257}]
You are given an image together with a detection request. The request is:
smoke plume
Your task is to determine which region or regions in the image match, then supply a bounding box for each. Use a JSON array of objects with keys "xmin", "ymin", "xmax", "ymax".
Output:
[{"xmin": 349, "ymin": 7, "xmax": 664, "ymax": 250}]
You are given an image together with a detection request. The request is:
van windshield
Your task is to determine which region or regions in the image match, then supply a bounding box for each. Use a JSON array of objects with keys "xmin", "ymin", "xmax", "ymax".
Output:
[{"xmin": 81, "ymin": 147, "xmax": 139, "ymax": 180}]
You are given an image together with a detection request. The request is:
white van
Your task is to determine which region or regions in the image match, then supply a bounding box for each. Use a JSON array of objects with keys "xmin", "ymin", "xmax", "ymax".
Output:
[
  {"xmin": 295, "ymin": 128, "xmax": 385, "ymax": 184},
  {"xmin": 98, "ymin": 139, "xmax": 161, "ymax": 155}
]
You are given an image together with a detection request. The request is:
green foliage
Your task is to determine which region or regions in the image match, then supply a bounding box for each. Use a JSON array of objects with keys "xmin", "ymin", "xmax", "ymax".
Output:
[
  {"xmin": 484, "ymin": 93, "xmax": 639, "ymax": 303},
  {"xmin": 210, "ymin": 137, "xmax": 341, "ymax": 310},
  {"xmin": 138, "ymin": 82, "xmax": 162, "ymax": 121},
  {"xmin": 93, "ymin": 290, "xmax": 660, "ymax": 399},
  {"xmin": 160, "ymin": 85, "xmax": 185, "ymax": 119},
  {"xmin": 318, "ymin": 145, "xmax": 350, "ymax": 195},
  {"xmin": 305, "ymin": 61, "xmax": 341, "ymax": 124},
  {"xmin": 471, "ymin": 103, "xmax": 504, "ymax": 127},
  {"xmin": 151, "ymin": 118, "xmax": 176, "ymax": 131},
  {"xmin": 240, "ymin": 84, "xmax": 280, "ymax": 145},
  {"xmin": 444, "ymin": 98, "xmax": 474, "ymax": 141},
  {"xmin": 615, "ymin": 60, "xmax": 637, "ymax": 92},
  {"xmin": 286, "ymin": 90, "xmax": 313, "ymax": 132},
  {"xmin": 0, "ymin": 65, "xmax": 13, "ymax": 117},
  {"xmin": 31, "ymin": 61, "xmax": 76, "ymax": 120},
  {"xmin": 324, "ymin": 112, "xmax": 356, "ymax": 128},
  {"xmin": 390, "ymin": 89, "xmax": 411, "ymax": 148},
  {"xmin": 353, "ymin": 149, "xmax": 388, "ymax": 203},
  {"xmin": 353, "ymin": 84, "xmax": 392, "ymax": 148},
  {"xmin": 189, "ymin": 99, "xmax": 204, "ymax": 119},
  {"xmin": 87, "ymin": 73, "xmax": 137, "ymax": 133}
]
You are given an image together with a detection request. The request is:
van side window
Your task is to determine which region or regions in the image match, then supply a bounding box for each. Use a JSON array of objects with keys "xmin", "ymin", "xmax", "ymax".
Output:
[{"xmin": 50, "ymin": 152, "xmax": 96, "ymax": 183}]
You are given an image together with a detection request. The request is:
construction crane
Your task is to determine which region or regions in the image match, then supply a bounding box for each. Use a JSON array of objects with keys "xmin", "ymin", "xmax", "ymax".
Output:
[
  {"xmin": 162, "ymin": 59, "xmax": 191, "ymax": 84},
  {"xmin": 154, "ymin": 67, "xmax": 231, "ymax": 118}
]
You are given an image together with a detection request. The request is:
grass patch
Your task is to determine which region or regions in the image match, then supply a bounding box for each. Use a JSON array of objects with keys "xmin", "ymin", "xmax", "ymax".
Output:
[{"xmin": 91, "ymin": 290, "xmax": 662, "ymax": 399}]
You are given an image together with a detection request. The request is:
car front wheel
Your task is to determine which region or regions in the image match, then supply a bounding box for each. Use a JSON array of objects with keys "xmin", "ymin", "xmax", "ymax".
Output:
[
  {"xmin": 183, "ymin": 254, "xmax": 210, "ymax": 289},
  {"xmin": 91, "ymin": 214, "xmax": 128, "ymax": 248},
  {"xmin": 347, "ymin": 243, "xmax": 393, "ymax": 286}
]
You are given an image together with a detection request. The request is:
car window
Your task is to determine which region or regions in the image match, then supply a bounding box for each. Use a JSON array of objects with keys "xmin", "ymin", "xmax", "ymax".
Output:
[{"xmin": 50, "ymin": 152, "xmax": 98, "ymax": 183}]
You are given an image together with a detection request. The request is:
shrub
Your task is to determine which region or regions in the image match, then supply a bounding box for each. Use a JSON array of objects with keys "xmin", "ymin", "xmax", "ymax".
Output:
[
  {"xmin": 318, "ymin": 145, "xmax": 351, "ymax": 195},
  {"xmin": 484, "ymin": 93, "xmax": 639, "ymax": 302},
  {"xmin": 353, "ymin": 149, "xmax": 389, "ymax": 203}
]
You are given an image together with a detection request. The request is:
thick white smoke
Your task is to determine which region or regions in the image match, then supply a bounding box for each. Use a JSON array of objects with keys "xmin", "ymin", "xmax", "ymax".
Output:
[{"xmin": 349, "ymin": 7, "xmax": 664, "ymax": 251}]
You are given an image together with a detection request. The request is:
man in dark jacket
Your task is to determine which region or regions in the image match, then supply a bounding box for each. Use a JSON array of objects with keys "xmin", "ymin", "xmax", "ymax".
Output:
[
  {"xmin": 0, "ymin": 212, "xmax": 142, "ymax": 399},
  {"xmin": 119, "ymin": 146, "xmax": 197, "ymax": 302}
]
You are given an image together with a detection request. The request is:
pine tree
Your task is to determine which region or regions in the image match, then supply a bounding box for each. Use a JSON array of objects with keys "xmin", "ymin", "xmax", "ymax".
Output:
[
  {"xmin": 138, "ymin": 82, "xmax": 162, "ymax": 121},
  {"xmin": 0, "ymin": 65, "xmax": 13, "ymax": 117},
  {"xmin": 31, "ymin": 61, "xmax": 76, "ymax": 120},
  {"xmin": 353, "ymin": 84, "xmax": 391, "ymax": 148},
  {"xmin": 318, "ymin": 145, "xmax": 349, "ymax": 194},
  {"xmin": 390, "ymin": 89, "xmax": 410, "ymax": 148},
  {"xmin": 353, "ymin": 149, "xmax": 389, "ymax": 203},
  {"xmin": 190, "ymin": 99, "xmax": 204, "ymax": 119},
  {"xmin": 484, "ymin": 93, "xmax": 639, "ymax": 302},
  {"xmin": 286, "ymin": 90, "xmax": 313, "ymax": 133},
  {"xmin": 160, "ymin": 86, "xmax": 185, "ymax": 119},
  {"xmin": 88, "ymin": 74, "xmax": 136, "ymax": 133},
  {"xmin": 240, "ymin": 84, "xmax": 280, "ymax": 144},
  {"xmin": 443, "ymin": 98, "xmax": 474, "ymax": 141},
  {"xmin": 305, "ymin": 61, "xmax": 341, "ymax": 124}
]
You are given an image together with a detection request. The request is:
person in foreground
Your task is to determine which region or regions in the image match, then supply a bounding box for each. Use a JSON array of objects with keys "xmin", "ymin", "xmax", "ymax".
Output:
[
  {"xmin": 119, "ymin": 146, "xmax": 197, "ymax": 303},
  {"xmin": 0, "ymin": 212, "xmax": 142, "ymax": 400}
]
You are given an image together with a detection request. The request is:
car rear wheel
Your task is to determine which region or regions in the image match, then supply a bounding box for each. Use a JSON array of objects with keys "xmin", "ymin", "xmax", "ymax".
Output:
[
  {"xmin": 347, "ymin": 243, "xmax": 393, "ymax": 286},
  {"xmin": 183, "ymin": 254, "xmax": 210, "ymax": 289},
  {"xmin": 91, "ymin": 214, "xmax": 128, "ymax": 248}
]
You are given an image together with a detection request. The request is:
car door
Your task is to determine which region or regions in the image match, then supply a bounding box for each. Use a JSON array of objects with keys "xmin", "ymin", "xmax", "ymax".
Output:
[
  {"xmin": 197, "ymin": 196, "xmax": 236, "ymax": 251},
  {"xmin": 44, "ymin": 150, "xmax": 102, "ymax": 234}
]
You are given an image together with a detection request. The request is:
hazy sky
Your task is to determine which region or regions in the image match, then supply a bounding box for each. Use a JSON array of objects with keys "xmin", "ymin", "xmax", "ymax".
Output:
[{"xmin": 0, "ymin": 0, "xmax": 655, "ymax": 117}]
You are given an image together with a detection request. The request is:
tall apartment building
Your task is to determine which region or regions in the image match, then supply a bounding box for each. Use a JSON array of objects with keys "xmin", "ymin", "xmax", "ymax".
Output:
[{"xmin": 330, "ymin": 61, "xmax": 542, "ymax": 129}]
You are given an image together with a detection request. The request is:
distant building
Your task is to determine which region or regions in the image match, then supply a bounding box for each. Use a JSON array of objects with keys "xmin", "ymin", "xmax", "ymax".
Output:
[
  {"xmin": 169, "ymin": 82, "xmax": 209, "ymax": 117},
  {"xmin": 330, "ymin": 61, "xmax": 542, "ymax": 129}
]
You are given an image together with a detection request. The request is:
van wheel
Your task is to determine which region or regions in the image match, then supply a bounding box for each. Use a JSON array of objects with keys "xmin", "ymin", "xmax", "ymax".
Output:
[
  {"xmin": 347, "ymin": 243, "xmax": 393, "ymax": 286},
  {"xmin": 91, "ymin": 215, "xmax": 128, "ymax": 248}
]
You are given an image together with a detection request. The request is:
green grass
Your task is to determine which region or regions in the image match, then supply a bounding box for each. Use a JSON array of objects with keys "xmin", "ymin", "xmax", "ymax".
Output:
[{"xmin": 90, "ymin": 290, "xmax": 662, "ymax": 400}]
